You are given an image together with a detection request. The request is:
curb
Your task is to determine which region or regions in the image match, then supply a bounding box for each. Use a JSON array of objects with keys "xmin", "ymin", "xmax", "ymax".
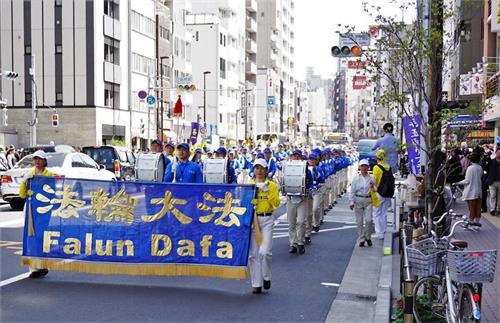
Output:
[{"xmin": 373, "ymin": 230, "xmax": 395, "ymax": 323}]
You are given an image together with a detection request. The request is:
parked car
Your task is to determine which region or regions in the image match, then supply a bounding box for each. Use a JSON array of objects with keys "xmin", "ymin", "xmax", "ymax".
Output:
[
  {"xmin": 1, "ymin": 152, "xmax": 116, "ymax": 210},
  {"xmin": 357, "ymin": 139, "xmax": 378, "ymax": 169},
  {"xmin": 82, "ymin": 146, "xmax": 136, "ymax": 180},
  {"xmin": 19, "ymin": 145, "xmax": 76, "ymax": 158}
]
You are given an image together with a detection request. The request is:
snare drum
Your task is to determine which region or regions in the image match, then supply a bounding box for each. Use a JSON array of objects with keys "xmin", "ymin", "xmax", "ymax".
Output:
[
  {"xmin": 135, "ymin": 153, "xmax": 166, "ymax": 182},
  {"xmin": 203, "ymin": 158, "xmax": 228, "ymax": 184},
  {"xmin": 282, "ymin": 160, "xmax": 307, "ymax": 196}
]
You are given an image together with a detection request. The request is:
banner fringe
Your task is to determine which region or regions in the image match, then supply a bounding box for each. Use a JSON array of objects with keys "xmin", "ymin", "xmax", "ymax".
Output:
[{"xmin": 21, "ymin": 257, "xmax": 249, "ymax": 279}]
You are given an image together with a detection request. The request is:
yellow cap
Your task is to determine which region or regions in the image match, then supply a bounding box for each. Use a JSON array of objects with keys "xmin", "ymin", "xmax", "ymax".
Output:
[{"xmin": 376, "ymin": 149, "xmax": 386, "ymax": 159}]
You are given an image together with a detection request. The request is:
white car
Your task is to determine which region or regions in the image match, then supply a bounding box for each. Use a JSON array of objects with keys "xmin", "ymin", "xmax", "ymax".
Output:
[{"xmin": 1, "ymin": 152, "xmax": 117, "ymax": 210}]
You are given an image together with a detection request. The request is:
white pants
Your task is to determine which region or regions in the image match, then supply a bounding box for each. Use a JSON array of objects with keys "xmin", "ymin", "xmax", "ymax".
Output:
[
  {"xmin": 353, "ymin": 197, "xmax": 373, "ymax": 242},
  {"xmin": 330, "ymin": 175, "xmax": 337, "ymax": 203},
  {"xmin": 489, "ymin": 182, "xmax": 500, "ymax": 213},
  {"xmin": 286, "ymin": 197, "xmax": 307, "ymax": 246},
  {"xmin": 312, "ymin": 191, "xmax": 323, "ymax": 227},
  {"xmin": 373, "ymin": 196, "xmax": 391, "ymax": 237},
  {"xmin": 248, "ymin": 215, "xmax": 274, "ymax": 288}
]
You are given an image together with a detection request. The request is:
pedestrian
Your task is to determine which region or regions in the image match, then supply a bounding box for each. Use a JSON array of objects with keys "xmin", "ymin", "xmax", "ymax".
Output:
[
  {"xmin": 457, "ymin": 153, "xmax": 483, "ymax": 223},
  {"xmin": 372, "ymin": 123, "xmax": 400, "ymax": 173},
  {"xmin": 486, "ymin": 148, "xmax": 500, "ymax": 216},
  {"xmin": 248, "ymin": 158, "xmax": 280, "ymax": 294},
  {"xmin": 446, "ymin": 148, "xmax": 463, "ymax": 183},
  {"xmin": 163, "ymin": 143, "xmax": 203, "ymax": 183},
  {"xmin": 18, "ymin": 150, "xmax": 55, "ymax": 278},
  {"xmin": 372, "ymin": 149, "xmax": 393, "ymax": 239},
  {"xmin": 349, "ymin": 159, "xmax": 376, "ymax": 247},
  {"xmin": 6, "ymin": 147, "xmax": 17, "ymax": 169}
]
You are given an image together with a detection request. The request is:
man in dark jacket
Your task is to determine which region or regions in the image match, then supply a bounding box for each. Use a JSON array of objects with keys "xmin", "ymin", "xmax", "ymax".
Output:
[
  {"xmin": 446, "ymin": 148, "xmax": 463, "ymax": 183},
  {"xmin": 486, "ymin": 148, "xmax": 500, "ymax": 216}
]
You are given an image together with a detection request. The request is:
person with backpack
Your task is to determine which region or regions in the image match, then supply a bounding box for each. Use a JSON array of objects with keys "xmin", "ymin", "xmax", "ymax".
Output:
[{"xmin": 372, "ymin": 149, "xmax": 395, "ymax": 239}]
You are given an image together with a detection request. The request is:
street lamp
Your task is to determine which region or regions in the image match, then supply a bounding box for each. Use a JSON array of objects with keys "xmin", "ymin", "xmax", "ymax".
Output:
[{"xmin": 203, "ymin": 71, "xmax": 211, "ymax": 126}]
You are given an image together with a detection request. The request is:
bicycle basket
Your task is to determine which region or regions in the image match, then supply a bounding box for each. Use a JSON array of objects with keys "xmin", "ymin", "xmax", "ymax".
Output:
[
  {"xmin": 448, "ymin": 250, "xmax": 497, "ymax": 283},
  {"xmin": 406, "ymin": 238, "xmax": 447, "ymax": 277}
]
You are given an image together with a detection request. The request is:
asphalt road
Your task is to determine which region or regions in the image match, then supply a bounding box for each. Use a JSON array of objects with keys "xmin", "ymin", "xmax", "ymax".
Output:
[{"xmin": 0, "ymin": 201, "xmax": 357, "ymax": 322}]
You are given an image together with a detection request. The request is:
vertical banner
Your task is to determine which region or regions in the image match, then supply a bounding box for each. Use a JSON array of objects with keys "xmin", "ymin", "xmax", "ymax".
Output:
[
  {"xmin": 402, "ymin": 115, "xmax": 421, "ymax": 175},
  {"xmin": 190, "ymin": 122, "xmax": 200, "ymax": 145},
  {"xmin": 492, "ymin": 0, "xmax": 500, "ymax": 32}
]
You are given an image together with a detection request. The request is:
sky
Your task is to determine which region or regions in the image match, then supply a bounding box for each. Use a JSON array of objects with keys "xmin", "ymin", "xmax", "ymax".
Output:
[{"xmin": 294, "ymin": 0, "xmax": 413, "ymax": 80}]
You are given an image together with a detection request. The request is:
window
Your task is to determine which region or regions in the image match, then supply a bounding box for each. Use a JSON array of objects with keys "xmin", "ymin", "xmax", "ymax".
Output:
[
  {"xmin": 25, "ymin": 45, "xmax": 31, "ymax": 55},
  {"xmin": 174, "ymin": 37, "xmax": 179, "ymax": 56},
  {"xmin": 55, "ymin": 44, "xmax": 63, "ymax": 54},
  {"xmin": 160, "ymin": 26, "xmax": 170, "ymax": 40},
  {"xmin": 220, "ymin": 32, "xmax": 223, "ymax": 45},
  {"xmin": 104, "ymin": 36, "xmax": 120, "ymax": 64},
  {"xmin": 104, "ymin": 82, "xmax": 120, "ymax": 108},
  {"xmin": 220, "ymin": 58, "xmax": 226, "ymax": 79},
  {"xmin": 219, "ymin": 113, "xmax": 223, "ymax": 123},
  {"xmin": 219, "ymin": 84, "xmax": 223, "ymax": 96},
  {"xmin": 104, "ymin": 0, "xmax": 119, "ymax": 20},
  {"xmin": 131, "ymin": 11, "xmax": 154, "ymax": 36},
  {"xmin": 56, "ymin": 92, "xmax": 63, "ymax": 102},
  {"xmin": 131, "ymin": 53, "xmax": 154, "ymax": 74}
]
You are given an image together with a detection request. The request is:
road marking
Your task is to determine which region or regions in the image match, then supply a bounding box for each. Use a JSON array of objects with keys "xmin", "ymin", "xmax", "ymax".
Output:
[
  {"xmin": 273, "ymin": 225, "xmax": 356, "ymax": 238},
  {"xmin": 0, "ymin": 272, "xmax": 30, "ymax": 288},
  {"xmin": 321, "ymin": 282, "xmax": 340, "ymax": 287},
  {"xmin": 0, "ymin": 218, "xmax": 24, "ymax": 228}
]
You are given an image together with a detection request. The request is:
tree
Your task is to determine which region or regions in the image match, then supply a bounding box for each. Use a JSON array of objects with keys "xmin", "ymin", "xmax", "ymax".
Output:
[{"xmin": 337, "ymin": 0, "xmax": 492, "ymax": 225}]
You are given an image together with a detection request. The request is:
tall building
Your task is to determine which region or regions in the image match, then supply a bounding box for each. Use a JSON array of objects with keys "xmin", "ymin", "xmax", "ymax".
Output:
[
  {"xmin": 189, "ymin": 0, "xmax": 246, "ymax": 145},
  {"xmin": 255, "ymin": 0, "xmax": 296, "ymax": 138},
  {"xmin": 0, "ymin": 0, "xmax": 131, "ymax": 147}
]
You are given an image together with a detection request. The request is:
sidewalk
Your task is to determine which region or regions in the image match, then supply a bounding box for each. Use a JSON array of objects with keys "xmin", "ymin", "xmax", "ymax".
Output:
[
  {"xmin": 451, "ymin": 201, "xmax": 500, "ymax": 323},
  {"xmin": 325, "ymin": 194, "xmax": 393, "ymax": 323}
]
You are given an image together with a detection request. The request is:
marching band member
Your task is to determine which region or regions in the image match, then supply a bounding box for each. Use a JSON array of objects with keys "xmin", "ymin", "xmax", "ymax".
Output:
[
  {"xmin": 164, "ymin": 143, "xmax": 203, "ymax": 183},
  {"xmin": 305, "ymin": 153, "xmax": 324, "ymax": 241},
  {"xmin": 215, "ymin": 147, "xmax": 237, "ymax": 184},
  {"xmin": 286, "ymin": 149, "xmax": 313, "ymax": 254},
  {"xmin": 248, "ymin": 158, "xmax": 280, "ymax": 294},
  {"xmin": 263, "ymin": 148, "xmax": 278, "ymax": 180},
  {"xmin": 191, "ymin": 148, "xmax": 203, "ymax": 169},
  {"xmin": 163, "ymin": 142, "xmax": 176, "ymax": 164}
]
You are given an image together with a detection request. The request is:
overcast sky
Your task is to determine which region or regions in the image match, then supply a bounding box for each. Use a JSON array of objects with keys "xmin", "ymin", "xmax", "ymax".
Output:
[{"xmin": 294, "ymin": 0, "xmax": 414, "ymax": 80}]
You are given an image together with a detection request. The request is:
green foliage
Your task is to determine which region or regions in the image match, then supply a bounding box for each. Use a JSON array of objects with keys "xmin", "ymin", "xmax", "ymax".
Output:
[{"xmin": 110, "ymin": 138, "xmax": 127, "ymax": 147}]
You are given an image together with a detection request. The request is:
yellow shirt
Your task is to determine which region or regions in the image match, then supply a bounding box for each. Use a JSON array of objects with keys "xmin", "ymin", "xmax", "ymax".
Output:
[
  {"xmin": 19, "ymin": 168, "xmax": 54, "ymax": 199},
  {"xmin": 373, "ymin": 161, "xmax": 391, "ymax": 186},
  {"xmin": 250, "ymin": 179, "xmax": 280, "ymax": 214}
]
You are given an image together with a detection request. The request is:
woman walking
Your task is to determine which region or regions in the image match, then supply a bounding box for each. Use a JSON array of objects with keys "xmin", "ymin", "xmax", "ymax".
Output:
[{"xmin": 458, "ymin": 153, "xmax": 483, "ymax": 223}]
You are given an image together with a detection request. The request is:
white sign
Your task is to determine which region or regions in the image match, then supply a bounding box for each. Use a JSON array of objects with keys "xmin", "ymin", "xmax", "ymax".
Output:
[
  {"xmin": 492, "ymin": 0, "xmax": 500, "ymax": 32},
  {"xmin": 459, "ymin": 74, "xmax": 471, "ymax": 96},
  {"xmin": 470, "ymin": 73, "xmax": 484, "ymax": 95},
  {"xmin": 340, "ymin": 33, "xmax": 371, "ymax": 47}
]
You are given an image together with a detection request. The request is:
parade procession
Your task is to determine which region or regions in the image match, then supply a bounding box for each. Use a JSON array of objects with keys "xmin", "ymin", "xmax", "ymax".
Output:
[{"xmin": 19, "ymin": 141, "xmax": 355, "ymax": 295}]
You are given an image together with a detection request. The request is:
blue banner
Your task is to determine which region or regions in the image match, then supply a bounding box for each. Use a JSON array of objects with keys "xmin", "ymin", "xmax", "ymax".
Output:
[
  {"xmin": 402, "ymin": 115, "xmax": 421, "ymax": 175},
  {"xmin": 190, "ymin": 122, "xmax": 199, "ymax": 145},
  {"xmin": 22, "ymin": 177, "xmax": 256, "ymax": 279}
]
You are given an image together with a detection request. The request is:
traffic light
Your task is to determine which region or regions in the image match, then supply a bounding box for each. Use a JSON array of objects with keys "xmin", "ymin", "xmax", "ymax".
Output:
[
  {"xmin": 331, "ymin": 45, "xmax": 362, "ymax": 57},
  {"xmin": 2, "ymin": 70, "xmax": 18, "ymax": 79},
  {"xmin": 51, "ymin": 113, "xmax": 59, "ymax": 127},
  {"xmin": 176, "ymin": 83, "xmax": 196, "ymax": 92},
  {"xmin": 2, "ymin": 108, "xmax": 7, "ymax": 127}
]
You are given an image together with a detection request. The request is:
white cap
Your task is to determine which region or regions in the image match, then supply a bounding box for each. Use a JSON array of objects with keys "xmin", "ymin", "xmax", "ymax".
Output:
[
  {"xmin": 253, "ymin": 158, "xmax": 268, "ymax": 169},
  {"xmin": 359, "ymin": 159, "xmax": 369, "ymax": 166},
  {"xmin": 32, "ymin": 150, "xmax": 48, "ymax": 160}
]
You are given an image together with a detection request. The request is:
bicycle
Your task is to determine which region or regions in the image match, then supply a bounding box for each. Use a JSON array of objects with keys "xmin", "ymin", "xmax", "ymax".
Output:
[{"xmin": 408, "ymin": 211, "xmax": 497, "ymax": 323}]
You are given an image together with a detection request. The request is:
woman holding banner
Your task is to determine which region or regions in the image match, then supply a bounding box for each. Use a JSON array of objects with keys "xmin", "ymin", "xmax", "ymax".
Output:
[
  {"xmin": 248, "ymin": 158, "xmax": 280, "ymax": 294},
  {"xmin": 19, "ymin": 150, "xmax": 55, "ymax": 278}
]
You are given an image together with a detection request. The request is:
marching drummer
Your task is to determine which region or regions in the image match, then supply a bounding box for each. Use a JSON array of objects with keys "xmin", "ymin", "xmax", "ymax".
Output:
[
  {"xmin": 215, "ymin": 147, "xmax": 237, "ymax": 184},
  {"xmin": 248, "ymin": 158, "xmax": 280, "ymax": 294},
  {"xmin": 163, "ymin": 143, "xmax": 203, "ymax": 183},
  {"xmin": 286, "ymin": 149, "xmax": 313, "ymax": 254}
]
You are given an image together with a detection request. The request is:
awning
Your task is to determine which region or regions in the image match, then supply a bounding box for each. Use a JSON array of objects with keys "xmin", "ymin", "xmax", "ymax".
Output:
[
  {"xmin": 162, "ymin": 130, "xmax": 177, "ymax": 141},
  {"xmin": 447, "ymin": 115, "xmax": 482, "ymax": 128}
]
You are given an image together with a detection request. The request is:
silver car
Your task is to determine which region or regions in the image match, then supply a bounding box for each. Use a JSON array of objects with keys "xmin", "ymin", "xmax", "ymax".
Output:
[{"xmin": 0, "ymin": 152, "xmax": 117, "ymax": 210}]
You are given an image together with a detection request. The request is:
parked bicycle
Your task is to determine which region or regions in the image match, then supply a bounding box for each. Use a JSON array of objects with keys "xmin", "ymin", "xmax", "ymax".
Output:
[{"xmin": 408, "ymin": 211, "xmax": 497, "ymax": 323}]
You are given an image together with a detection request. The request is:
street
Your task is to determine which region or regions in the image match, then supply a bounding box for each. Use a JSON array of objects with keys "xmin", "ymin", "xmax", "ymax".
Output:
[{"xmin": 0, "ymin": 201, "xmax": 357, "ymax": 322}]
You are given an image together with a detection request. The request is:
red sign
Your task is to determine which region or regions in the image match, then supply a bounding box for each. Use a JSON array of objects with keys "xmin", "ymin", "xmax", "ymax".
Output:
[
  {"xmin": 352, "ymin": 76, "xmax": 368, "ymax": 90},
  {"xmin": 173, "ymin": 95, "xmax": 183, "ymax": 117},
  {"xmin": 348, "ymin": 61, "xmax": 367, "ymax": 69}
]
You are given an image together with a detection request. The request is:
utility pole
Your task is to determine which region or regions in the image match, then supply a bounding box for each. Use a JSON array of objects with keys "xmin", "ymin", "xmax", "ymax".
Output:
[{"xmin": 30, "ymin": 55, "xmax": 37, "ymax": 147}]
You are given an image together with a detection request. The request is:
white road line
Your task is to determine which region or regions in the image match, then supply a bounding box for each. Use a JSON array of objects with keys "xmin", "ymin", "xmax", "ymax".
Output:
[
  {"xmin": 321, "ymin": 282, "xmax": 340, "ymax": 287},
  {"xmin": 0, "ymin": 218, "xmax": 24, "ymax": 228},
  {"xmin": 273, "ymin": 225, "xmax": 356, "ymax": 238},
  {"xmin": 0, "ymin": 272, "xmax": 30, "ymax": 288}
]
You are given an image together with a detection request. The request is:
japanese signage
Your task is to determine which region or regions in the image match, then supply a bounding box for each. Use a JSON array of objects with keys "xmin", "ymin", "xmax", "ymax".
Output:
[
  {"xmin": 468, "ymin": 130, "xmax": 494, "ymax": 139},
  {"xmin": 352, "ymin": 76, "xmax": 368, "ymax": 90},
  {"xmin": 402, "ymin": 115, "xmax": 421, "ymax": 175},
  {"xmin": 190, "ymin": 122, "xmax": 199, "ymax": 145},
  {"xmin": 348, "ymin": 60, "xmax": 367, "ymax": 69},
  {"xmin": 22, "ymin": 177, "xmax": 255, "ymax": 279}
]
